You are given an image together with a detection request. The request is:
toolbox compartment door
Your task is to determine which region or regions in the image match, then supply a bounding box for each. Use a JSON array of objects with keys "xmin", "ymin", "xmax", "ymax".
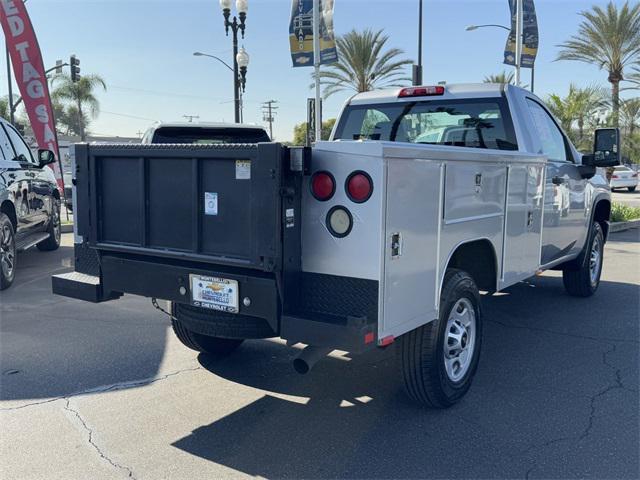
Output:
[{"xmin": 77, "ymin": 143, "xmax": 290, "ymax": 271}]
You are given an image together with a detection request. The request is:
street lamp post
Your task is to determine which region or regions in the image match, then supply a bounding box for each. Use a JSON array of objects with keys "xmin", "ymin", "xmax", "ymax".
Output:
[
  {"xmin": 193, "ymin": 51, "xmax": 246, "ymax": 121},
  {"xmin": 465, "ymin": 22, "xmax": 535, "ymax": 93},
  {"xmin": 219, "ymin": 0, "xmax": 248, "ymax": 124}
]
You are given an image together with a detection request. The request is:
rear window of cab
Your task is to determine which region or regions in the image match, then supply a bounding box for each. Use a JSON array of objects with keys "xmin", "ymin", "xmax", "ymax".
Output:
[{"xmin": 334, "ymin": 98, "xmax": 518, "ymax": 151}]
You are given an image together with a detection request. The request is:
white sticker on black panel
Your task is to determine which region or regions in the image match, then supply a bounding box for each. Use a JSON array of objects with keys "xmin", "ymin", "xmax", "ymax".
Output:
[
  {"xmin": 236, "ymin": 160, "xmax": 251, "ymax": 180},
  {"xmin": 204, "ymin": 192, "xmax": 218, "ymax": 216}
]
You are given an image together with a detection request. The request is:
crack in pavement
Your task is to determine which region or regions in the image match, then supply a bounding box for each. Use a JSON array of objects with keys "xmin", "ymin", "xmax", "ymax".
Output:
[
  {"xmin": 518, "ymin": 342, "xmax": 635, "ymax": 479},
  {"xmin": 0, "ymin": 366, "xmax": 202, "ymax": 412},
  {"xmin": 63, "ymin": 398, "xmax": 137, "ymax": 479}
]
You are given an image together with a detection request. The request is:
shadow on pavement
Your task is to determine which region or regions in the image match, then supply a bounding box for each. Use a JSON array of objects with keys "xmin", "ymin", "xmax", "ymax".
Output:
[
  {"xmin": 0, "ymin": 244, "xmax": 168, "ymax": 401},
  {"xmin": 173, "ymin": 276, "xmax": 639, "ymax": 479}
]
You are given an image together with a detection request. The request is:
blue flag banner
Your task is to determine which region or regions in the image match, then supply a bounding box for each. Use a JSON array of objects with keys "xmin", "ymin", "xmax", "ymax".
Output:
[
  {"xmin": 289, "ymin": 0, "xmax": 338, "ymax": 68},
  {"xmin": 504, "ymin": 0, "xmax": 539, "ymax": 68}
]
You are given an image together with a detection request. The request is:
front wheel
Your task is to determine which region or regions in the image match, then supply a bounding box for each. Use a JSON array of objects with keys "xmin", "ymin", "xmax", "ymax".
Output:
[
  {"xmin": 397, "ymin": 269, "xmax": 482, "ymax": 408},
  {"xmin": 563, "ymin": 222, "xmax": 604, "ymax": 297},
  {"xmin": 628, "ymin": 186, "xmax": 636, "ymax": 192}
]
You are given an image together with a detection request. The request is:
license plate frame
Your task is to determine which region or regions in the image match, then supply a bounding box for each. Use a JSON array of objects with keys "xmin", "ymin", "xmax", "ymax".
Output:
[{"xmin": 189, "ymin": 274, "xmax": 239, "ymax": 313}]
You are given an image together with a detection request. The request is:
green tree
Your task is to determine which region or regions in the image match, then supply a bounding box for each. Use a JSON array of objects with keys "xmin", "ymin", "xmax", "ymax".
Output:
[
  {"xmin": 292, "ymin": 118, "xmax": 336, "ymax": 145},
  {"xmin": 52, "ymin": 73, "xmax": 106, "ymax": 141},
  {"xmin": 620, "ymin": 97, "xmax": 640, "ymax": 136},
  {"xmin": 622, "ymin": 64, "xmax": 640, "ymax": 91},
  {"xmin": 483, "ymin": 71, "xmax": 515, "ymax": 84},
  {"xmin": 315, "ymin": 29, "xmax": 412, "ymax": 99},
  {"xmin": 548, "ymin": 84, "xmax": 607, "ymax": 148},
  {"xmin": 556, "ymin": 1, "xmax": 640, "ymax": 127}
]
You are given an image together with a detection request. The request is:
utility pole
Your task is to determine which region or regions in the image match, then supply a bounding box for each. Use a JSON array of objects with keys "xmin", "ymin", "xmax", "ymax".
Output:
[
  {"xmin": 413, "ymin": 0, "xmax": 424, "ymax": 85},
  {"xmin": 514, "ymin": 0, "xmax": 523, "ymax": 87},
  {"xmin": 313, "ymin": 0, "xmax": 321, "ymax": 143},
  {"xmin": 261, "ymin": 100, "xmax": 278, "ymax": 140}
]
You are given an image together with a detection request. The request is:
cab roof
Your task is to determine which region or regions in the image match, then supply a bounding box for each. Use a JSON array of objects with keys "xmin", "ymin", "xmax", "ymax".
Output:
[{"xmin": 347, "ymin": 83, "xmax": 523, "ymax": 105}]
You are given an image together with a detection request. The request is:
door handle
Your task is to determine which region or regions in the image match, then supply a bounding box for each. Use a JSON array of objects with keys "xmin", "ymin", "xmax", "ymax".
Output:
[{"xmin": 552, "ymin": 176, "xmax": 565, "ymax": 185}]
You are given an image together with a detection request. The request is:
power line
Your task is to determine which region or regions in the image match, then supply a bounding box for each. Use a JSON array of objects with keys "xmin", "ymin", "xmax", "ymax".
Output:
[{"xmin": 261, "ymin": 100, "xmax": 279, "ymax": 140}]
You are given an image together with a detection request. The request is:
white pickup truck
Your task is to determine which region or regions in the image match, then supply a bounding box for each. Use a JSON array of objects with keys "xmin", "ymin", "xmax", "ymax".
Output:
[{"xmin": 53, "ymin": 83, "xmax": 617, "ymax": 408}]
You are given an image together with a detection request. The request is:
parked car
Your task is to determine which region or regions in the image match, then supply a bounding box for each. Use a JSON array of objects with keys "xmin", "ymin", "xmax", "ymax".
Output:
[
  {"xmin": 609, "ymin": 165, "xmax": 638, "ymax": 192},
  {"xmin": 0, "ymin": 118, "xmax": 61, "ymax": 290},
  {"xmin": 141, "ymin": 122, "xmax": 271, "ymax": 145}
]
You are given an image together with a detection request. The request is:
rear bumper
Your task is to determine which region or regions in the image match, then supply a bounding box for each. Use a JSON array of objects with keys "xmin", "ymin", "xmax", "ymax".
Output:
[{"xmin": 52, "ymin": 250, "xmax": 378, "ymax": 353}]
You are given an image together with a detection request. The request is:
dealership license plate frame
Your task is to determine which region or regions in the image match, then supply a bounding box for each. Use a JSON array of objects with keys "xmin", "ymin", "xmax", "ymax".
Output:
[{"xmin": 189, "ymin": 274, "xmax": 239, "ymax": 313}]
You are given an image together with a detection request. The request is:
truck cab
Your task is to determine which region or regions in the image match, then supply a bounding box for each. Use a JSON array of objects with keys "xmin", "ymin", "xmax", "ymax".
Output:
[
  {"xmin": 52, "ymin": 84, "xmax": 617, "ymax": 408},
  {"xmin": 141, "ymin": 122, "xmax": 271, "ymax": 145},
  {"xmin": 330, "ymin": 83, "xmax": 612, "ymax": 269}
]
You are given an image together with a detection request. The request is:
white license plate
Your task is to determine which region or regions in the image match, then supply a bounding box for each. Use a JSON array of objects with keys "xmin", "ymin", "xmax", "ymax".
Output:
[{"xmin": 189, "ymin": 275, "xmax": 239, "ymax": 313}]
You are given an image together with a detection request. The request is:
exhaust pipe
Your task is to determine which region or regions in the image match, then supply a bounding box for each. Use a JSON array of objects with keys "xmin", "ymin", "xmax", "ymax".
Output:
[{"xmin": 293, "ymin": 345, "xmax": 332, "ymax": 374}]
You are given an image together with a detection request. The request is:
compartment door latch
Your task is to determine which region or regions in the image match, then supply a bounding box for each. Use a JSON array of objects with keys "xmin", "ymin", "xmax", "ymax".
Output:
[{"xmin": 391, "ymin": 232, "xmax": 402, "ymax": 259}]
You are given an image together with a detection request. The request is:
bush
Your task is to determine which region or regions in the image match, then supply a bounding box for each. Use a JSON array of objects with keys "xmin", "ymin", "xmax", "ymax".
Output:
[{"xmin": 610, "ymin": 202, "xmax": 640, "ymax": 222}]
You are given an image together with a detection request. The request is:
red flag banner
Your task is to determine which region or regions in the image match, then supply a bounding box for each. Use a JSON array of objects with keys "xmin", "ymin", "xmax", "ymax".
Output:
[{"xmin": 0, "ymin": 0, "xmax": 62, "ymax": 190}]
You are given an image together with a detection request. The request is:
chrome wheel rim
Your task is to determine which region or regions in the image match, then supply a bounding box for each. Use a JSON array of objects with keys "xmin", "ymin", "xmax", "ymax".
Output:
[
  {"xmin": 444, "ymin": 298, "xmax": 476, "ymax": 383},
  {"xmin": 589, "ymin": 234, "xmax": 602, "ymax": 287},
  {"xmin": 1, "ymin": 223, "xmax": 15, "ymax": 280}
]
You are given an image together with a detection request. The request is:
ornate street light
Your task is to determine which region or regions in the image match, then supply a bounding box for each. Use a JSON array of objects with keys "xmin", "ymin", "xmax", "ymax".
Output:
[{"xmin": 219, "ymin": 0, "xmax": 249, "ymax": 123}]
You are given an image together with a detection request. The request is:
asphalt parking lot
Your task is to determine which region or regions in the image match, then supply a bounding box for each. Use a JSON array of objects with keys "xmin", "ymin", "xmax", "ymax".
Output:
[{"xmin": 1, "ymin": 231, "xmax": 639, "ymax": 480}]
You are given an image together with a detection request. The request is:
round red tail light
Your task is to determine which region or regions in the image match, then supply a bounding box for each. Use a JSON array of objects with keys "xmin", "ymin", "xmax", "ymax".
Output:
[
  {"xmin": 346, "ymin": 171, "xmax": 373, "ymax": 203},
  {"xmin": 311, "ymin": 171, "xmax": 335, "ymax": 201}
]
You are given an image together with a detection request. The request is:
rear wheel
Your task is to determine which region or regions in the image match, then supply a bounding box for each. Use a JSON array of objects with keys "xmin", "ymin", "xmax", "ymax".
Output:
[
  {"xmin": 171, "ymin": 318, "xmax": 243, "ymax": 356},
  {"xmin": 0, "ymin": 213, "xmax": 16, "ymax": 290},
  {"xmin": 563, "ymin": 222, "xmax": 604, "ymax": 297},
  {"xmin": 37, "ymin": 198, "xmax": 61, "ymax": 251},
  {"xmin": 629, "ymin": 186, "xmax": 636, "ymax": 192},
  {"xmin": 398, "ymin": 269, "xmax": 482, "ymax": 408}
]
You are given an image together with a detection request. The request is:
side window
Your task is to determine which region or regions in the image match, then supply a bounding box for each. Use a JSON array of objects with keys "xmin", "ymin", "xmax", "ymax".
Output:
[
  {"xmin": 0, "ymin": 126, "xmax": 12, "ymax": 160},
  {"xmin": 3, "ymin": 124, "xmax": 35, "ymax": 164},
  {"xmin": 526, "ymin": 99, "xmax": 568, "ymax": 162}
]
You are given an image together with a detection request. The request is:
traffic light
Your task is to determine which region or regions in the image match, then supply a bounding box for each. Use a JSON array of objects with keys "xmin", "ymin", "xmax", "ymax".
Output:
[{"xmin": 70, "ymin": 55, "xmax": 81, "ymax": 83}]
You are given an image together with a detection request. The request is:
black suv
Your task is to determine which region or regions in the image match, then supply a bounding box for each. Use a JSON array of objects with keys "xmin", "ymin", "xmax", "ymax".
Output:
[{"xmin": 0, "ymin": 118, "xmax": 61, "ymax": 290}]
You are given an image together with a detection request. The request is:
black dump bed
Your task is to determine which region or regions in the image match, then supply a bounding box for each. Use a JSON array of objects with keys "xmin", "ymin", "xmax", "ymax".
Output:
[{"xmin": 74, "ymin": 142, "xmax": 304, "ymax": 273}]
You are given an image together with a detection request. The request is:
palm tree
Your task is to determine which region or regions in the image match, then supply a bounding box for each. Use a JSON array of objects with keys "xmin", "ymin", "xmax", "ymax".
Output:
[
  {"xmin": 622, "ymin": 64, "xmax": 640, "ymax": 91},
  {"xmin": 483, "ymin": 71, "xmax": 515, "ymax": 84},
  {"xmin": 556, "ymin": 1, "xmax": 640, "ymax": 127},
  {"xmin": 315, "ymin": 29, "xmax": 412, "ymax": 98},
  {"xmin": 620, "ymin": 97, "xmax": 640, "ymax": 136},
  {"xmin": 547, "ymin": 84, "xmax": 607, "ymax": 147},
  {"xmin": 52, "ymin": 74, "xmax": 106, "ymax": 141}
]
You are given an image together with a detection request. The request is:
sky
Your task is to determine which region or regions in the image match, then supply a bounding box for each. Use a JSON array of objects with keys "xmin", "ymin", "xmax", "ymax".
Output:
[{"xmin": 1, "ymin": 0, "xmax": 636, "ymax": 142}]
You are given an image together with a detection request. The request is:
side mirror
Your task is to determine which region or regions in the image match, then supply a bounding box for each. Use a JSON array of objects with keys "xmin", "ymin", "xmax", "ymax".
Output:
[
  {"xmin": 38, "ymin": 149, "xmax": 56, "ymax": 167},
  {"xmin": 584, "ymin": 128, "xmax": 620, "ymax": 167}
]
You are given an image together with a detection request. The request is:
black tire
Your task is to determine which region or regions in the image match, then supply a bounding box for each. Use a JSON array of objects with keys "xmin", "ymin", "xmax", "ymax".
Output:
[
  {"xmin": 397, "ymin": 269, "xmax": 482, "ymax": 408},
  {"xmin": 173, "ymin": 302, "xmax": 276, "ymax": 339},
  {"xmin": 171, "ymin": 318, "xmax": 243, "ymax": 356},
  {"xmin": 37, "ymin": 198, "xmax": 61, "ymax": 251},
  {"xmin": 629, "ymin": 186, "xmax": 636, "ymax": 192},
  {"xmin": 0, "ymin": 213, "xmax": 17, "ymax": 290},
  {"xmin": 563, "ymin": 222, "xmax": 604, "ymax": 297}
]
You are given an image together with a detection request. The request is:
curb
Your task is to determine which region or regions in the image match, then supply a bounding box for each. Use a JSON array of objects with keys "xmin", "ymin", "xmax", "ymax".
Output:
[
  {"xmin": 61, "ymin": 224, "xmax": 74, "ymax": 234},
  {"xmin": 610, "ymin": 219, "xmax": 640, "ymax": 233}
]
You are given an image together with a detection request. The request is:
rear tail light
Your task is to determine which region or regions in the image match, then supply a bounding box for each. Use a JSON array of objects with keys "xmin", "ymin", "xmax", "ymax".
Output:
[
  {"xmin": 632, "ymin": 173, "xmax": 638, "ymax": 178},
  {"xmin": 398, "ymin": 86, "xmax": 445, "ymax": 98},
  {"xmin": 611, "ymin": 175, "xmax": 619, "ymax": 179},
  {"xmin": 311, "ymin": 171, "xmax": 335, "ymax": 201},
  {"xmin": 346, "ymin": 171, "xmax": 373, "ymax": 203}
]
